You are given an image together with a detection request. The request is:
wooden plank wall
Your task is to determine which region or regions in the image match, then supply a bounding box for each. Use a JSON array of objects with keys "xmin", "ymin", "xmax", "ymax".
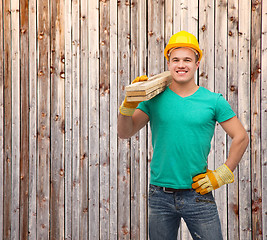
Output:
[{"xmin": 0, "ymin": 0, "xmax": 266, "ymax": 239}]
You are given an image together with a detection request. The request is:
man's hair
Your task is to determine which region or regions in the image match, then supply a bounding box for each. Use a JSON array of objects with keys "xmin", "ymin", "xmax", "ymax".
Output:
[{"xmin": 168, "ymin": 47, "xmax": 200, "ymax": 63}]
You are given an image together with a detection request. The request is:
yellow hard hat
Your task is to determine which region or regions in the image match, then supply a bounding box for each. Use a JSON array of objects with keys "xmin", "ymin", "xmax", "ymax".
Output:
[{"xmin": 164, "ymin": 31, "xmax": 202, "ymax": 61}]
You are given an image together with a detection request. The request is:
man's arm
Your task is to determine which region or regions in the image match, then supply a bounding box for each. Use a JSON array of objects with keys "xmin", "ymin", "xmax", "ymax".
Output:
[
  {"xmin": 192, "ymin": 116, "xmax": 249, "ymax": 195},
  {"xmin": 117, "ymin": 109, "xmax": 149, "ymax": 139},
  {"xmin": 220, "ymin": 115, "xmax": 249, "ymax": 171}
]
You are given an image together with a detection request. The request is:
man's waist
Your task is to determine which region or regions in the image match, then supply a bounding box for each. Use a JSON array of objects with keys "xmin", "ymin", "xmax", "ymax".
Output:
[{"xmin": 150, "ymin": 184, "xmax": 191, "ymax": 193}]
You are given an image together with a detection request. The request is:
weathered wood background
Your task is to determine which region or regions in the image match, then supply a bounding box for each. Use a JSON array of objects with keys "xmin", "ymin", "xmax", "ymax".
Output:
[{"xmin": 0, "ymin": 0, "xmax": 266, "ymax": 239}]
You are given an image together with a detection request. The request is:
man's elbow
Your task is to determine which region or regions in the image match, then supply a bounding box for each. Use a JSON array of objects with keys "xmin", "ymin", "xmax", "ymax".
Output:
[
  {"xmin": 240, "ymin": 131, "xmax": 249, "ymax": 148},
  {"xmin": 244, "ymin": 132, "xmax": 249, "ymax": 147},
  {"xmin": 118, "ymin": 131, "xmax": 131, "ymax": 139},
  {"xmin": 232, "ymin": 130, "xmax": 249, "ymax": 148},
  {"xmin": 117, "ymin": 127, "xmax": 132, "ymax": 139}
]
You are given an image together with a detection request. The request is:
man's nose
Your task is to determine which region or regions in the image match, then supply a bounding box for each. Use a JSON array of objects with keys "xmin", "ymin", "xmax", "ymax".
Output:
[{"xmin": 178, "ymin": 60, "xmax": 185, "ymax": 68}]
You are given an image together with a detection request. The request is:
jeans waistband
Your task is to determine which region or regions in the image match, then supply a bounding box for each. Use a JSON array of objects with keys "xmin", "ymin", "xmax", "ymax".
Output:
[{"xmin": 151, "ymin": 184, "xmax": 191, "ymax": 193}]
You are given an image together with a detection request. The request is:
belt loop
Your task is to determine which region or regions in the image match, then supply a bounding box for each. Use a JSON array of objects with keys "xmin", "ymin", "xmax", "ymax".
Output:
[{"xmin": 163, "ymin": 187, "xmax": 175, "ymax": 194}]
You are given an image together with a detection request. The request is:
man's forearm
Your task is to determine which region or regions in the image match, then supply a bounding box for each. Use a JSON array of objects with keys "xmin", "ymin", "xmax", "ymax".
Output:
[
  {"xmin": 225, "ymin": 133, "xmax": 249, "ymax": 172},
  {"xmin": 117, "ymin": 113, "xmax": 134, "ymax": 139}
]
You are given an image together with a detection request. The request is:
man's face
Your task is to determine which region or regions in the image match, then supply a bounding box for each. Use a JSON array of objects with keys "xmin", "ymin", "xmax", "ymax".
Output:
[{"xmin": 167, "ymin": 47, "xmax": 200, "ymax": 85}]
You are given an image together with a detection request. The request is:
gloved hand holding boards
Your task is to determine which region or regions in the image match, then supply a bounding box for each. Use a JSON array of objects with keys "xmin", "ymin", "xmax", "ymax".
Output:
[
  {"xmin": 119, "ymin": 75, "xmax": 148, "ymax": 116},
  {"xmin": 192, "ymin": 164, "xmax": 234, "ymax": 195}
]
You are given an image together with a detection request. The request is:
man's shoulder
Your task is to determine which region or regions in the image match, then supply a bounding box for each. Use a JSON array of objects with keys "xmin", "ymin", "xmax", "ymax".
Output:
[{"xmin": 199, "ymin": 86, "xmax": 223, "ymax": 99}]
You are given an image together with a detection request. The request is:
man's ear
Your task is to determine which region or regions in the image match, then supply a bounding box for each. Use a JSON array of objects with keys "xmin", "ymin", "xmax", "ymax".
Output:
[
  {"xmin": 167, "ymin": 61, "xmax": 170, "ymax": 70},
  {"xmin": 196, "ymin": 61, "xmax": 200, "ymax": 69}
]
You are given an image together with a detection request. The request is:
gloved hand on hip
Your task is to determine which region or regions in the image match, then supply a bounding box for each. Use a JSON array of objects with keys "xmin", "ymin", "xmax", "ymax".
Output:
[
  {"xmin": 119, "ymin": 75, "xmax": 148, "ymax": 116},
  {"xmin": 192, "ymin": 164, "xmax": 234, "ymax": 195}
]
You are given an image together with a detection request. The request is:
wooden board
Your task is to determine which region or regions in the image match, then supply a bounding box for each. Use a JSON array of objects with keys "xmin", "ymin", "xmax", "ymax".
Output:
[
  {"xmin": 238, "ymin": 1, "xmax": 252, "ymax": 238},
  {"xmin": 19, "ymin": 0, "xmax": 29, "ymax": 239},
  {"xmin": 126, "ymin": 81, "xmax": 168, "ymax": 96},
  {"xmin": 251, "ymin": 0, "xmax": 262, "ymax": 238},
  {"xmin": 126, "ymin": 71, "xmax": 172, "ymax": 101},
  {"xmin": 126, "ymin": 71, "xmax": 171, "ymax": 92},
  {"xmin": 50, "ymin": 0, "xmax": 65, "ymax": 238},
  {"xmin": 28, "ymin": 0, "xmax": 37, "ymax": 238},
  {"xmin": 127, "ymin": 86, "xmax": 166, "ymax": 102},
  {"xmin": 80, "ymin": 0, "xmax": 89, "ymax": 238}
]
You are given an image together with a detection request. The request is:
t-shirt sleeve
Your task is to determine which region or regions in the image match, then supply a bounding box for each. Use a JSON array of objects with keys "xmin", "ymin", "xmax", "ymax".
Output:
[
  {"xmin": 137, "ymin": 100, "xmax": 150, "ymax": 118},
  {"xmin": 215, "ymin": 94, "xmax": 236, "ymax": 123}
]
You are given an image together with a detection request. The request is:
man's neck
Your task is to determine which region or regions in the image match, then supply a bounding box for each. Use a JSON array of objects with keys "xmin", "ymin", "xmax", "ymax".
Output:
[{"xmin": 169, "ymin": 81, "xmax": 199, "ymax": 98}]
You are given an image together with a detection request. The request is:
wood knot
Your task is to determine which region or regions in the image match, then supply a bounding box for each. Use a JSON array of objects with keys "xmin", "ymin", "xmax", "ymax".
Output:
[
  {"xmin": 60, "ymin": 72, "xmax": 65, "ymax": 79},
  {"xmin": 230, "ymin": 85, "xmax": 236, "ymax": 92},
  {"xmin": 20, "ymin": 28, "xmax": 27, "ymax": 34},
  {"xmin": 38, "ymin": 32, "xmax": 44, "ymax": 40},
  {"xmin": 201, "ymin": 25, "xmax": 206, "ymax": 32},
  {"xmin": 59, "ymin": 169, "xmax": 64, "ymax": 176},
  {"xmin": 38, "ymin": 70, "xmax": 44, "ymax": 76}
]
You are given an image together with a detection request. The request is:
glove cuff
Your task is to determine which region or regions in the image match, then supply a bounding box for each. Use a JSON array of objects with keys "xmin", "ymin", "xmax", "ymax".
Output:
[
  {"xmin": 119, "ymin": 105, "xmax": 136, "ymax": 116},
  {"xmin": 216, "ymin": 164, "xmax": 234, "ymax": 184}
]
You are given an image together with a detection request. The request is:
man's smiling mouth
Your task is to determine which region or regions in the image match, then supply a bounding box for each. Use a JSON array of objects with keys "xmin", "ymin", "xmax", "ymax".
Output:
[{"xmin": 176, "ymin": 70, "xmax": 187, "ymax": 74}]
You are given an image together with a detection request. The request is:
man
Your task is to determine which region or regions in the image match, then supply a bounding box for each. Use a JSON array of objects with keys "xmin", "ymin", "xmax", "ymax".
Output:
[{"xmin": 117, "ymin": 31, "xmax": 249, "ymax": 240}]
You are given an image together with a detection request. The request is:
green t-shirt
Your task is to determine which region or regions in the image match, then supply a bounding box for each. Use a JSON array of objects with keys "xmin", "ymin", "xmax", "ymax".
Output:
[{"xmin": 137, "ymin": 86, "xmax": 236, "ymax": 189}]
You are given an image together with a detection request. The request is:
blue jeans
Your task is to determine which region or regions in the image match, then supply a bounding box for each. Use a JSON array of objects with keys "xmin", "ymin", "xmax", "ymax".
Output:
[{"xmin": 148, "ymin": 184, "xmax": 223, "ymax": 240}]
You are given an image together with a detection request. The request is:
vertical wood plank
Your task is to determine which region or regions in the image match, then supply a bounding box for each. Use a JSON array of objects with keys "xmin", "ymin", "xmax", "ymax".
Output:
[
  {"xmin": 173, "ymin": 0, "xmax": 181, "ymax": 32},
  {"xmin": 0, "ymin": 0, "xmax": 4, "ymax": 238},
  {"xmin": 20, "ymin": 0, "xmax": 30, "ymax": 238},
  {"xmin": 117, "ymin": 0, "xmax": 131, "ymax": 238},
  {"xmin": 164, "ymin": 0, "xmax": 172, "ymax": 70},
  {"xmin": 214, "ymin": 1, "xmax": 228, "ymax": 239},
  {"xmin": 89, "ymin": 0, "xmax": 100, "ymax": 238},
  {"xmin": 251, "ymin": 0, "xmax": 263, "ymax": 239},
  {"xmin": 28, "ymin": 0, "xmax": 38, "ymax": 238},
  {"xmin": 100, "ymin": 0, "xmax": 110, "ymax": 239},
  {"xmin": 71, "ymin": 0, "xmax": 80, "ymax": 238},
  {"xmin": 180, "ymin": 0, "xmax": 198, "ymax": 35},
  {"xmin": 64, "ymin": 0, "xmax": 72, "ymax": 239},
  {"xmin": 148, "ymin": 0, "xmax": 165, "ymax": 76},
  {"xmin": 138, "ymin": 0, "xmax": 148, "ymax": 239},
  {"xmin": 227, "ymin": 1, "xmax": 239, "ymax": 239},
  {"xmin": 37, "ymin": 0, "xmax": 50, "ymax": 238},
  {"xmin": 50, "ymin": 0, "xmax": 65, "ymax": 238},
  {"xmin": 199, "ymin": 0, "xmax": 215, "ymax": 91},
  {"xmin": 109, "ymin": 0, "xmax": 118, "ymax": 238},
  {"xmin": 11, "ymin": 0, "xmax": 20, "ymax": 237},
  {"xmin": 180, "ymin": 0, "xmax": 189, "ymax": 31},
  {"xmin": 130, "ymin": 1, "xmax": 140, "ymax": 239},
  {"xmin": 238, "ymin": 1, "xmax": 252, "ymax": 239},
  {"xmin": 3, "ymin": 0, "xmax": 12, "ymax": 238},
  {"xmin": 261, "ymin": 1, "xmax": 267, "ymax": 239},
  {"xmin": 80, "ymin": 0, "xmax": 89, "ymax": 238}
]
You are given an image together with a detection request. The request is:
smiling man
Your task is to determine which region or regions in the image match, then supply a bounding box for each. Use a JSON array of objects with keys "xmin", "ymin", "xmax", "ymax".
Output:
[{"xmin": 117, "ymin": 31, "xmax": 249, "ymax": 240}]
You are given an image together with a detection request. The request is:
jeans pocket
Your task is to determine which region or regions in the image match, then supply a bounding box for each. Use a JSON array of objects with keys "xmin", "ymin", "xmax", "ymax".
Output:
[
  {"xmin": 195, "ymin": 192, "xmax": 216, "ymax": 204},
  {"xmin": 195, "ymin": 197, "xmax": 215, "ymax": 204},
  {"xmin": 149, "ymin": 185, "xmax": 161, "ymax": 199}
]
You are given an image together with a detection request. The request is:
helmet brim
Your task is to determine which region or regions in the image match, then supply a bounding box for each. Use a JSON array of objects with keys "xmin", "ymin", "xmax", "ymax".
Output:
[{"xmin": 164, "ymin": 43, "xmax": 202, "ymax": 62}]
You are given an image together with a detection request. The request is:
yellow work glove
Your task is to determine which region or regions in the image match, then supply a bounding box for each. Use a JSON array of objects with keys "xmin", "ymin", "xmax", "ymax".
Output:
[
  {"xmin": 192, "ymin": 164, "xmax": 234, "ymax": 195},
  {"xmin": 119, "ymin": 75, "xmax": 148, "ymax": 116}
]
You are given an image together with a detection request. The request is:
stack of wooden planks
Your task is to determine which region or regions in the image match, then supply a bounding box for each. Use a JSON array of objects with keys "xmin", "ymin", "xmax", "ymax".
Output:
[{"xmin": 125, "ymin": 71, "xmax": 172, "ymax": 102}]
